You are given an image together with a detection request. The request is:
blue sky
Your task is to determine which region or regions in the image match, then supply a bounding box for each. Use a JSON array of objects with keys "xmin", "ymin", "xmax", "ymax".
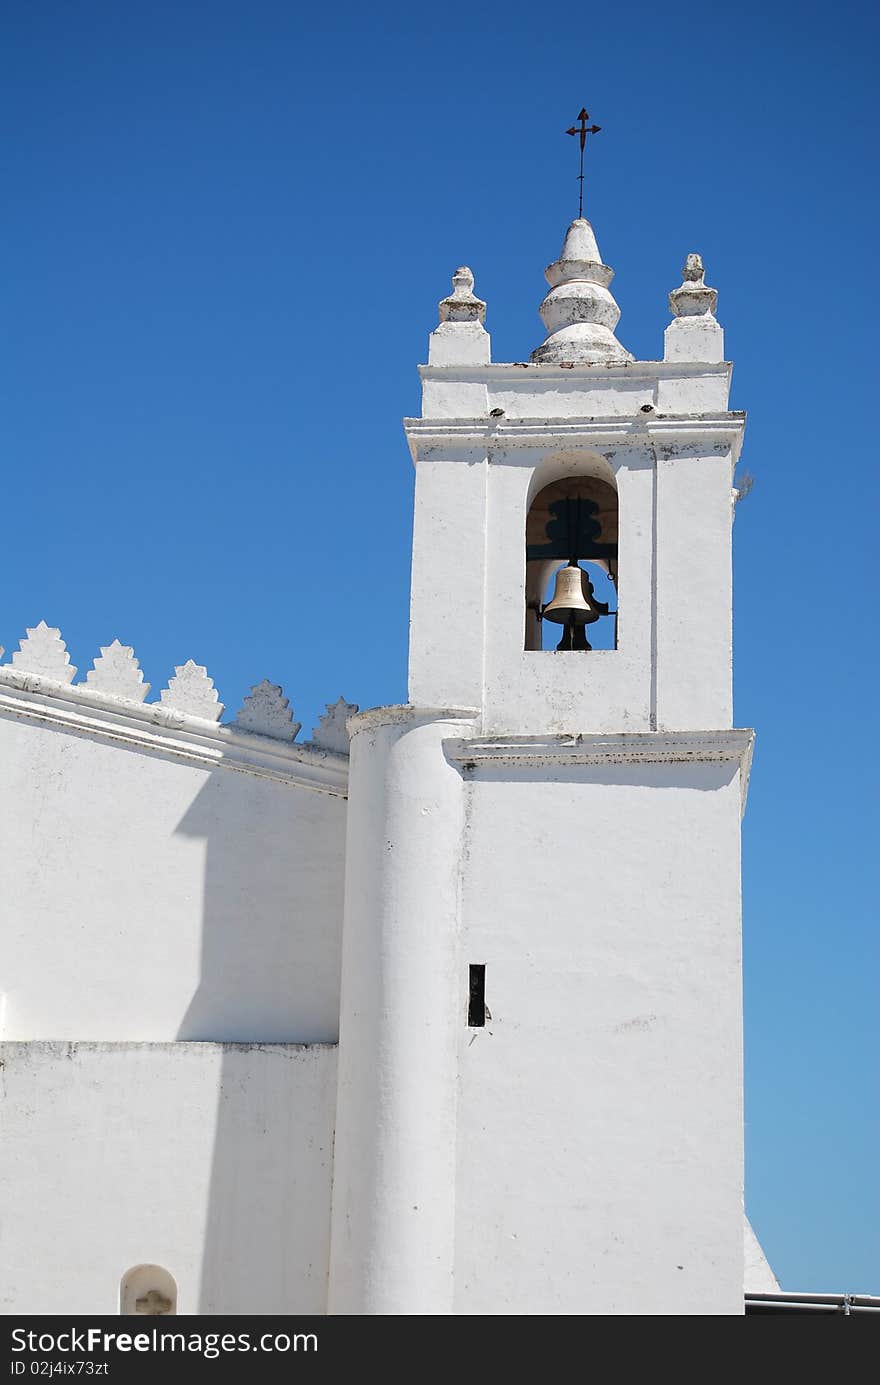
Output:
[{"xmin": 3, "ymin": 1, "xmax": 877, "ymax": 1293}]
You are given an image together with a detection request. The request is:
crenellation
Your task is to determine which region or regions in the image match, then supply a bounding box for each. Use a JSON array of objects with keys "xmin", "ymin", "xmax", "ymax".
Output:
[
  {"xmin": 310, "ymin": 697, "xmax": 359, "ymax": 754},
  {"xmin": 84, "ymin": 639, "xmax": 150, "ymax": 702},
  {"xmin": 158, "ymin": 659, "xmax": 224, "ymax": 722},
  {"xmin": 1, "ymin": 623, "xmax": 350, "ymax": 755},
  {"xmin": 234, "ymin": 680, "xmax": 301, "ymax": 741},
  {"xmin": 8, "ymin": 621, "xmax": 77, "ymax": 684}
]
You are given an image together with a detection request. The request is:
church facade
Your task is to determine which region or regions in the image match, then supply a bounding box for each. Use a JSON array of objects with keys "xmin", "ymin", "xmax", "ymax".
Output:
[{"xmin": 0, "ymin": 209, "xmax": 779, "ymax": 1314}]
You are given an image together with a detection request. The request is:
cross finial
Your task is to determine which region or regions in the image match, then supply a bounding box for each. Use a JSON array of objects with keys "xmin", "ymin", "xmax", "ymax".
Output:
[{"xmin": 566, "ymin": 108, "xmax": 601, "ymax": 219}]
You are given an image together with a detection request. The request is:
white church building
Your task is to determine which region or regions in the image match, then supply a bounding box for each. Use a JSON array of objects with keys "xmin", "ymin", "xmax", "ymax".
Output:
[{"xmin": 0, "ymin": 207, "xmax": 786, "ymax": 1315}]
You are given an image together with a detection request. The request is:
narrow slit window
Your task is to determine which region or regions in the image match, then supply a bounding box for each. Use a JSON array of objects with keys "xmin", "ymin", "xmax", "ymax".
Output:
[{"xmin": 468, "ymin": 964, "xmax": 486, "ymax": 1027}]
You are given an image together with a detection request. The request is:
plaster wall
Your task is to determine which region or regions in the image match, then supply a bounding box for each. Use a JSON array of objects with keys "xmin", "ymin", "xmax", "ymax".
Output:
[
  {"xmin": 745, "ymin": 1216, "xmax": 780, "ymax": 1293},
  {"xmin": 409, "ymin": 451, "xmax": 487, "ymax": 711},
  {"xmin": 0, "ymin": 1040, "xmax": 336, "ymax": 1315},
  {"xmin": 453, "ymin": 759, "xmax": 745, "ymax": 1315},
  {"xmin": 0, "ymin": 712, "xmax": 346, "ymax": 1042},
  {"xmin": 419, "ymin": 362, "xmax": 733, "ymax": 422},
  {"xmin": 655, "ymin": 449, "xmax": 734, "ymax": 729},
  {"xmin": 408, "ymin": 434, "xmax": 735, "ymax": 737},
  {"xmin": 328, "ymin": 708, "xmax": 476, "ymax": 1315}
]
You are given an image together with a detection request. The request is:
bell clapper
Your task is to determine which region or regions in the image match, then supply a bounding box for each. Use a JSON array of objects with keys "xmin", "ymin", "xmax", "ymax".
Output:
[{"xmin": 555, "ymin": 618, "xmax": 592, "ymax": 652}]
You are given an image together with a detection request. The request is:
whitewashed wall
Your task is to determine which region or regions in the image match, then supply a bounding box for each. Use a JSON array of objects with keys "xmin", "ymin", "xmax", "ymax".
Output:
[
  {"xmin": 406, "ymin": 365, "xmax": 742, "ymax": 738},
  {"xmin": 0, "ymin": 1041, "xmax": 336, "ymax": 1314},
  {"xmin": 453, "ymin": 751, "xmax": 747, "ymax": 1315},
  {"xmin": 0, "ymin": 706, "xmax": 346, "ymax": 1043}
]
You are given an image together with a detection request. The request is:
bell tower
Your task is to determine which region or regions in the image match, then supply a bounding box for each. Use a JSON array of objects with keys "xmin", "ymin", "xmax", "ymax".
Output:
[
  {"xmin": 329, "ymin": 198, "xmax": 753, "ymax": 1314},
  {"xmin": 406, "ymin": 219, "xmax": 740, "ymax": 737}
]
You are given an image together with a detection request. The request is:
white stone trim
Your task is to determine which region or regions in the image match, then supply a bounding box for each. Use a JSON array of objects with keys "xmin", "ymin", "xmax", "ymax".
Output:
[
  {"xmin": 347, "ymin": 703, "xmax": 478, "ymax": 737},
  {"xmin": 0, "ymin": 669, "xmax": 349, "ymax": 796},
  {"xmin": 444, "ymin": 728, "xmax": 755, "ymax": 811},
  {"xmin": 417, "ymin": 361, "xmax": 731, "ymax": 381},
  {"xmin": 0, "ymin": 1039, "xmax": 339, "ymax": 1056},
  {"xmin": 405, "ymin": 413, "xmax": 746, "ymax": 460}
]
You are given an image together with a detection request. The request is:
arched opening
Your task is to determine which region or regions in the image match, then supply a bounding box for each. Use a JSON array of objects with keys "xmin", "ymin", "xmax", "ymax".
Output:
[
  {"xmin": 525, "ymin": 472, "xmax": 618, "ymax": 651},
  {"xmin": 119, "ymin": 1264, "xmax": 178, "ymax": 1316}
]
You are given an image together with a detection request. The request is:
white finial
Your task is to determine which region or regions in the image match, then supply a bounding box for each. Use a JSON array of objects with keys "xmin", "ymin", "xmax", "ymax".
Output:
[
  {"xmin": 428, "ymin": 266, "xmax": 490, "ymax": 366},
  {"xmin": 664, "ymin": 252, "xmax": 724, "ymax": 362},
  {"xmin": 438, "ymin": 267, "xmax": 485, "ymax": 324},
  {"xmin": 530, "ymin": 218, "xmax": 632, "ymax": 365},
  {"xmin": 669, "ymin": 253, "xmax": 718, "ymax": 317}
]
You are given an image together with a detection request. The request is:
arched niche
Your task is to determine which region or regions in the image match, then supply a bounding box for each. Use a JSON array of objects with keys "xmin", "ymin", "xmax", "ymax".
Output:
[
  {"xmin": 119, "ymin": 1264, "xmax": 177, "ymax": 1316},
  {"xmin": 525, "ymin": 456, "xmax": 618, "ymax": 652}
]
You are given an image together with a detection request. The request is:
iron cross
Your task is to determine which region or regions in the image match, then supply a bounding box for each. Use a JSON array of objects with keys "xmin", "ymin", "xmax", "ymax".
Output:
[{"xmin": 566, "ymin": 108, "xmax": 601, "ymax": 219}]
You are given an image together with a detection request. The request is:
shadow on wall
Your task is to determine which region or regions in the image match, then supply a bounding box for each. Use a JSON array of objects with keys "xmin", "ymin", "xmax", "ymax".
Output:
[
  {"xmin": 464, "ymin": 759, "xmax": 740, "ymax": 793},
  {"xmin": 174, "ymin": 759, "xmax": 346, "ymax": 1313},
  {"xmin": 175, "ymin": 765, "xmax": 344, "ymax": 1043}
]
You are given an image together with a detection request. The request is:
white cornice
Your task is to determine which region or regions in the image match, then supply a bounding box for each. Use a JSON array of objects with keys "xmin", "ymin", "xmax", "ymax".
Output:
[
  {"xmin": 0, "ymin": 672, "xmax": 754, "ymax": 810},
  {"xmin": 404, "ymin": 413, "xmax": 746, "ymax": 460},
  {"xmin": 0, "ymin": 670, "xmax": 349, "ymax": 797},
  {"xmin": 348, "ymin": 704, "xmax": 478, "ymax": 737},
  {"xmin": 417, "ymin": 361, "xmax": 732, "ymax": 381},
  {"xmin": 444, "ymin": 729, "xmax": 755, "ymax": 813}
]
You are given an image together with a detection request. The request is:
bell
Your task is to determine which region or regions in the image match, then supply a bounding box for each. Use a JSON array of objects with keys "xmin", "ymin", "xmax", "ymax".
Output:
[
  {"xmin": 542, "ymin": 561, "xmax": 602, "ymax": 626},
  {"xmin": 541, "ymin": 561, "xmax": 610, "ymax": 651}
]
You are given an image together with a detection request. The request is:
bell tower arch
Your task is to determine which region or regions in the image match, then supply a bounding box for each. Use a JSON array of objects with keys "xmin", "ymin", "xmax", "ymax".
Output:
[{"xmin": 525, "ymin": 462, "xmax": 618, "ymax": 651}]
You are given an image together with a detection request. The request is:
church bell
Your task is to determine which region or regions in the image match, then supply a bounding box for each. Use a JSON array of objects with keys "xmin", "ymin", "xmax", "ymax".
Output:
[
  {"xmin": 541, "ymin": 560, "xmax": 609, "ymax": 651},
  {"xmin": 542, "ymin": 560, "xmax": 603, "ymax": 625}
]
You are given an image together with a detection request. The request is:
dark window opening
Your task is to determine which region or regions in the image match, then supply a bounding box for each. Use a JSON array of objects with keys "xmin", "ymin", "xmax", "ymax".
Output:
[{"xmin": 468, "ymin": 964, "xmax": 486, "ymax": 1027}]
